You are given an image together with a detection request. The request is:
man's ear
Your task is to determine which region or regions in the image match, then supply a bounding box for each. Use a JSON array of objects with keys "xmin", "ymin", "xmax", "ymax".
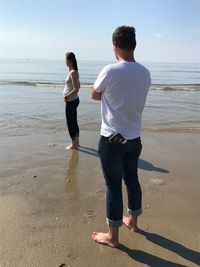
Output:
[
  {"xmin": 113, "ymin": 44, "xmax": 119, "ymax": 60},
  {"xmin": 113, "ymin": 44, "xmax": 117, "ymax": 52}
]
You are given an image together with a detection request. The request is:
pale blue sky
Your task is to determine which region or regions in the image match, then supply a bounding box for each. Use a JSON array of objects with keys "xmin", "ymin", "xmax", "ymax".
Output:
[{"xmin": 0, "ymin": 0, "xmax": 199, "ymax": 62}]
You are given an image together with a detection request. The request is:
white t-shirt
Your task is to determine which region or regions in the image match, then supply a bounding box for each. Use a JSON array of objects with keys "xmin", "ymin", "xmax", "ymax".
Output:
[{"xmin": 94, "ymin": 61, "xmax": 151, "ymax": 139}]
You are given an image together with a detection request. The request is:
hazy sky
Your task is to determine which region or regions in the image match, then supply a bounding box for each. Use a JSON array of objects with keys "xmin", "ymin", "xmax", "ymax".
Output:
[{"xmin": 0, "ymin": 0, "xmax": 199, "ymax": 63}]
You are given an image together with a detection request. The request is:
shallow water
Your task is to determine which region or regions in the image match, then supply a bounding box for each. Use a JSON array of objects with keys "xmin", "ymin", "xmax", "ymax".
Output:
[
  {"xmin": 0, "ymin": 59, "xmax": 200, "ymax": 137},
  {"xmin": 0, "ymin": 84, "xmax": 200, "ymax": 137}
]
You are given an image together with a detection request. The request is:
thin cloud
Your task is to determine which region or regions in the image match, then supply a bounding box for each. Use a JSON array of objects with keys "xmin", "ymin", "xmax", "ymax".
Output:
[
  {"xmin": 19, "ymin": 30, "xmax": 30, "ymax": 35},
  {"xmin": 188, "ymin": 28, "xmax": 200, "ymax": 34},
  {"xmin": 152, "ymin": 32, "xmax": 166, "ymax": 39}
]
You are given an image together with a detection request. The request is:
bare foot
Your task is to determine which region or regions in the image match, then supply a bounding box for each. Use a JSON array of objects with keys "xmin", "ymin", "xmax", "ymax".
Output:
[
  {"xmin": 123, "ymin": 216, "xmax": 139, "ymax": 233},
  {"xmin": 65, "ymin": 143, "xmax": 78, "ymax": 150},
  {"xmin": 92, "ymin": 232, "xmax": 119, "ymax": 248}
]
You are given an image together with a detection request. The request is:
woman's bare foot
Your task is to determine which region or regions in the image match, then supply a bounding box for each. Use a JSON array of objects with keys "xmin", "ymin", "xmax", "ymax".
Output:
[
  {"xmin": 65, "ymin": 138, "xmax": 80, "ymax": 150},
  {"xmin": 123, "ymin": 216, "xmax": 139, "ymax": 233},
  {"xmin": 92, "ymin": 232, "xmax": 119, "ymax": 248},
  {"xmin": 65, "ymin": 143, "xmax": 78, "ymax": 150}
]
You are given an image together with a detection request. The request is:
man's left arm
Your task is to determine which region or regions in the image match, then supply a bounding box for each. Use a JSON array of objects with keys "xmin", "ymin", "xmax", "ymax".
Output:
[
  {"xmin": 92, "ymin": 87, "xmax": 102, "ymax": 101},
  {"xmin": 92, "ymin": 66, "xmax": 108, "ymax": 101}
]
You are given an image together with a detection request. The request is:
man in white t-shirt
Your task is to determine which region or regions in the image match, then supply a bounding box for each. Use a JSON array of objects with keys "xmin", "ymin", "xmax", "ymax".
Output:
[{"xmin": 92, "ymin": 26, "xmax": 151, "ymax": 248}]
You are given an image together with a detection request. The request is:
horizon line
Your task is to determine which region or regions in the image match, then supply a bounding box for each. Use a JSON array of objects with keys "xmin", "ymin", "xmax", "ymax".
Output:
[{"xmin": 0, "ymin": 57, "xmax": 199, "ymax": 65}]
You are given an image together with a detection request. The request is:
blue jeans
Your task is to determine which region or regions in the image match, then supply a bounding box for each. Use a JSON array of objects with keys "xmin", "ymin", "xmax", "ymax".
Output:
[{"xmin": 98, "ymin": 135, "xmax": 142, "ymax": 228}]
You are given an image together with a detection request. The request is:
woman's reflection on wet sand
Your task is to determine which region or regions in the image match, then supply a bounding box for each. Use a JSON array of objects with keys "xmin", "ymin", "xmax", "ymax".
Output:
[{"xmin": 65, "ymin": 150, "xmax": 80, "ymax": 201}]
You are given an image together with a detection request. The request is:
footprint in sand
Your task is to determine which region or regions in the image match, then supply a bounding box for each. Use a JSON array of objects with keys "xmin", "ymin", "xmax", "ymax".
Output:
[
  {"xmin": 48, "ymin": 143, "xmax": 57, "ymax": 147},
  {"xmin": 91, "ymin": 189, "xmax": 105, "ymax": 200},
  {"xmin": 150, "ymin": 178, "xmax": 165, "ymax": 186},
  {"xmin": 67, "ymin": 252, "xmax": 79, "ymax": 260},
  {"xmin": 84, "ymin": 210, "xmax": 97, "ymax": 219}
]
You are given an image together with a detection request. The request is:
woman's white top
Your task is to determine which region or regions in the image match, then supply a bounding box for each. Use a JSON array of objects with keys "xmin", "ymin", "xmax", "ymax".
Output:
[{"xmin": 63, "ymin": 69, "xmax": 79, "ymax": 101}]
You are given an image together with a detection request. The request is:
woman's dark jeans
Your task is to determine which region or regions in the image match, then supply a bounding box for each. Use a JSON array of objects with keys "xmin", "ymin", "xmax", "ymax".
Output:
[
  {"xmin": 65, "ymin": 97, "xmax": 79, "ymax": 140},
  {"xmin": 98, "ymin": 135, "xmax": 142, "ymax": 228}
]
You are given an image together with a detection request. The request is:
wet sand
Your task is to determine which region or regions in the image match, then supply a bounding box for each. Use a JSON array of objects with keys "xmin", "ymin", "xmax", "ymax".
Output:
[{"xmin": 0, "ymin": 131, "xmax": 199, "ymax": 267}]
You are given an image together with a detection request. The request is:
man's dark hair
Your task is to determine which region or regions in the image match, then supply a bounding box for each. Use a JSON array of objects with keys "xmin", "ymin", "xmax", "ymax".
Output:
[{"xmin": 112, "ymin": 26, "xmax": 136, "ymax": 51}]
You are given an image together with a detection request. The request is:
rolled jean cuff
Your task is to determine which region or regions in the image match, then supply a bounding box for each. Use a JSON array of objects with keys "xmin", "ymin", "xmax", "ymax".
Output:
[
  {"xmin": 127, "ymin": 208, "xmax": 142, "ymax": 216},
  {"xmin": 106, "ymin": 217, "xmax": 122, "ymax": 228}
]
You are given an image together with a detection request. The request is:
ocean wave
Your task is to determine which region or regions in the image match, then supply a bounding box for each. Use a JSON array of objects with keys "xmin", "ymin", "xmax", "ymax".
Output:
[
  {"xmin": 0, "ymin": 80, "xmax": 199, "ymax": 91},
  {"xmin": 142, "ymin": 127, "xmax": 200, "ymax": 133},
  {"xmin": 0, "ymin": 80, "xmax": 94, "ymax": 87},
  {"xmin": 160, "ymin": 70, "xmax": 200, "ymax": 74},
  {"xmin": 151, "ymin": 86, "xmax": 200, "ymax": 91},
  {"xmin": 0, "ymin": 80, "xmax": 65, "ymax": 87}
]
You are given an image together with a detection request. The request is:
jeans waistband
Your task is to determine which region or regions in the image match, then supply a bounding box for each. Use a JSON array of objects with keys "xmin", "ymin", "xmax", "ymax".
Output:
[
  {"xmin": 103, "ymin": 135, "xmax": 140, "ymax": 142},
  {"xmin": 128, "ymin": 136, "xmax": 140, "ymax": 142}
]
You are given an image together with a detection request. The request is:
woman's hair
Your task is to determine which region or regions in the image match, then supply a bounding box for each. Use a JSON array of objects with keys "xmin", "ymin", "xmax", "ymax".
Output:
[
  {"xmin": 112, "ymin": 26, "xmax": 136, "ymax": 51},
  {"xmin": 65, "ymin": 52, "xmax": 78, "ymax": 71}
]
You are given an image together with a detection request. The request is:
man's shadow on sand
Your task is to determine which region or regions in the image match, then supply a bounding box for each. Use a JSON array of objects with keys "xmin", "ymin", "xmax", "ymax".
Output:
[
  {"xmin": 78, "ymin": 146, "xmax": 169, "ymax": 173},
  {"xmin": 78, "ymin": 146, "xmax": 99, "ymax": 157},
  {"xmin": 138, "ymin": 159, "xmax": 169, "ymax": 173},
  {"xmin": 119, "ymin": 229, "xmax": 200, "ymax": 267}
]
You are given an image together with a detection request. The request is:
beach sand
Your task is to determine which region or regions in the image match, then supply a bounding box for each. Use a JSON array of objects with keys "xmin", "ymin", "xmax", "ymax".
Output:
[{"xmin": 0, "ymin": 131, "xmax": 199, "ymax": 267}]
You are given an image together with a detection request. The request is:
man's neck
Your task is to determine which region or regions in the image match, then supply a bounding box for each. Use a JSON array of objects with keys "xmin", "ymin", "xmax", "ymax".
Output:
[
  {"xmin": 117, "ymin": 52, "xmax": 135, "ymax": 62},
  {"xmin": 118, "ymin": 57, "xmax": 135, "ymax": 62}
]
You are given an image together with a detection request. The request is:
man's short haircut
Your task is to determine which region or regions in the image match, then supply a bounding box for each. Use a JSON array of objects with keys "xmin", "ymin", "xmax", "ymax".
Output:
[{"xmin": 112, "ymin": 26, "xmax": 136, "ymax": 51}]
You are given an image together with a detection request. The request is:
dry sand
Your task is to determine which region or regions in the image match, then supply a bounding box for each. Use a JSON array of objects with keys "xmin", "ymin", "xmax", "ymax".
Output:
[{"xmin": 0, "ymin": 131, "xmax": 199, "ymax": 267}]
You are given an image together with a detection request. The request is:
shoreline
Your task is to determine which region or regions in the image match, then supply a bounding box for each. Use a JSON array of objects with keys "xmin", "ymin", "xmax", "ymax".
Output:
[
  {"xmin": 0, "ymin": 131, "xmax": 199, "ymax": 267},
  {"xmin": 1, "ymin": 126, "xmax": 200, "ymax": 139},
  {"xmin": 1, "ymin": 81, "xmax": 200, "ymax": 91}
]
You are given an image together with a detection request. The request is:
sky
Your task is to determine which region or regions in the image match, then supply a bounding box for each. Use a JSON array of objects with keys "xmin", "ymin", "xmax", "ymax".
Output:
[{"xmin": 0, "ymin": 0, "xmax": 199, "ymax": 63}]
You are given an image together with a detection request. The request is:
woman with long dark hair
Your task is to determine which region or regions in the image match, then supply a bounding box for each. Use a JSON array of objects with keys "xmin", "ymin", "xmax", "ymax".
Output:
[{"xmin": 63, "ymin": 52, "xmax": 80, "ymax": 149}]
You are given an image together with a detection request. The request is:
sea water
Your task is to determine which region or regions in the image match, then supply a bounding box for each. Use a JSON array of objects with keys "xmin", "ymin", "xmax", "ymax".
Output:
[{"xmin": 0, "ymin": 58, "xmax": 200, "ymax": 137}]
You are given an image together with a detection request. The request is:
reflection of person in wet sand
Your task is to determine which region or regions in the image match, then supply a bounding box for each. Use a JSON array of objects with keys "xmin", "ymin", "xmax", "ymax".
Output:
[{"xmin": 65, "ymin": 151, "xmax": 80, "ymax": 200}]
